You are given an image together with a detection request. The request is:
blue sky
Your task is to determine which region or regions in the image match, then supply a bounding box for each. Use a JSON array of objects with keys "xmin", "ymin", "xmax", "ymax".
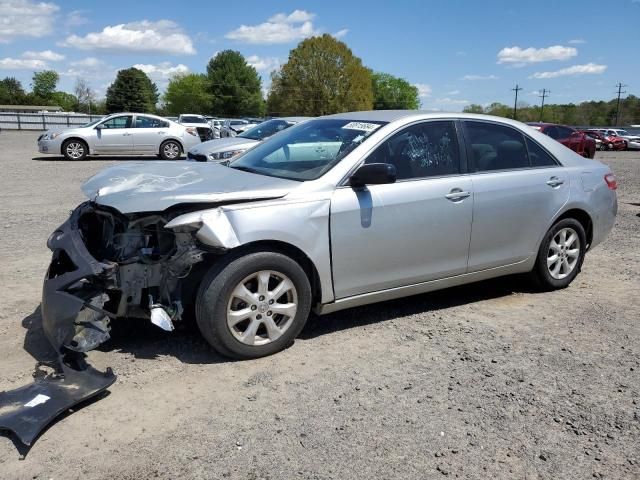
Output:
[{"xmin": 1, "ymin": 0, "xmax": 639, "ymax": 111}]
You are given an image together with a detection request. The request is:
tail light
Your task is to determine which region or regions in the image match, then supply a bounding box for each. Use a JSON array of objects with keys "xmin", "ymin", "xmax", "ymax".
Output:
[
  {"xmin": 604, "ymin": 173, "xmax": 617, "ymax": 190},
  {"xmin": 185, "ymin": 127, "xmax": 197, "ymax": 137}
]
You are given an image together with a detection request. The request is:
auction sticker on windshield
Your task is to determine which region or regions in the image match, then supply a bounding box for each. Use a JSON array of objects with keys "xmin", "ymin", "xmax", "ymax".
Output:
[{"xmin": 342, "ymin": 122, "xmax": 382, "ymax": 132}]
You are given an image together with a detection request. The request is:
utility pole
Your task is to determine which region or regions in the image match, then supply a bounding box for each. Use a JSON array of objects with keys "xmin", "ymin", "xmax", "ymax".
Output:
[
  {"xmin": 538, "ymin": 89, "xmax": 550, "ymax": 122},
  {"xmin": 511, "ymin": 84, "xmax": 523, "ymax": 120},
  {"xmin": 614, "ymin": 82, "xmax": 627, "ymax": 126}
]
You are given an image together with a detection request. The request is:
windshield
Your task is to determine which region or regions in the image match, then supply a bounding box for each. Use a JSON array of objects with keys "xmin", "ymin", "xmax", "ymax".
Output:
[
  {"xmin": 239, "ymin": 119, "xmax": 293, "ymax": 141},
  {"xmin": 228, "ymin": 118, "xmax": 387, "ymax": 181},
  {"xmin": 81, "ymin": 118, "xmax": 102, "ymax": 128},
  {"xmin": 180, "ymin": 116, "xmax": 206, "ymax": 124}
]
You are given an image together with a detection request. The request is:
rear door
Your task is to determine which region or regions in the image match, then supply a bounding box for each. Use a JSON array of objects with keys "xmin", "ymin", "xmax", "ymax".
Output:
[
  {"xmin": 330, "ymin": 120, "xmax": 473, "ymax": 298},
  {"xmin": 94, "ymin": 115, "xmax": 134, "ymax": 154},
  {"xmin": 132, "ymin": 115, "xmax": 169, "ymax": 153},
  {"xmin": 463, "ymin": 120, "xmax": 570, "ymax": 271}
]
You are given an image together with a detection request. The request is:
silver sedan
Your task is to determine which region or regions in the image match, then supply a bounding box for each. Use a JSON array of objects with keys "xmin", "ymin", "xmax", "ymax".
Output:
[
  {"xmin": 40, "ymin": 112, "xmax": 617, "ymax": 360},
  {"xmin": 37, "ymin": 113, "xmax": 203, "ymax": 160}
]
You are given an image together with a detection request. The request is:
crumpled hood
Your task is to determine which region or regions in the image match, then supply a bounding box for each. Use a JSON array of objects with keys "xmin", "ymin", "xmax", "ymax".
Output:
[
  {"xmin": 82, "ymin": 161, "xmax": 298, "ymax": 213},
  {"xmin": 190, "ymin": 136, "xmax": 258, "ymax": 156}
]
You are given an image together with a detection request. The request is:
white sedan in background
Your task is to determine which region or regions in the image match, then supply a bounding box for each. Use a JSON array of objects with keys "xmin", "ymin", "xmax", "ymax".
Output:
[
  {"xmin": 187, "ymin": 117, "xmax": 310, "ymax": 162},
  {"xmin": 38, "ymin": 113, "xmax": 203, "ymax": 160}
]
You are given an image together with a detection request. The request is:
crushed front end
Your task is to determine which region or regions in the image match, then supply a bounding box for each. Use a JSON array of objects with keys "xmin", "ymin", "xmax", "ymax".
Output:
[{"xmin": 42, "ymin": 201, "xmax": 206, "ymax": 354}]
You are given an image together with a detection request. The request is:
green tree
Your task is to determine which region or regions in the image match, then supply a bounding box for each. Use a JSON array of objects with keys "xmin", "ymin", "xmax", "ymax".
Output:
[
  {"xmin": 463, "ymin": 104, "xmax": 485, "ymax": 114},
  {"xmin": 371, "ymin": 72, "xmax": 419, "ymax": 110},
  {"xmin": 267, "ymin": 34, "xmax": 373, "ymax": 116},
  {"xmin": 105, "ymin": 67, "xmax": 159, "ymax": 113},
  {"xmin": 31, "ymin": 70, "xmax": 59, "ymax": 102},
  {"xmin": 0, "ymin": 77, "xmax": 26, "ymax": 104},
  {"xmin": 164, "ymin": 73, "xmax": 213, "ymax": 115},
  {"xmin": 50, "ymin": 91, "xmax": 78, "ymax": 111},
  {"xmin": 206, "ymin": 50, "xmax": 264, "ymax": 116},
  {"xmin": 74, "ymin": 78, "xmax": 96, "ymax": 114}
]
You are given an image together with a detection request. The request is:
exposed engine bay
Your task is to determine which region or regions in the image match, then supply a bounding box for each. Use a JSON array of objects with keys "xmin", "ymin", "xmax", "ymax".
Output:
[{"xmin": 50, "ymin": 201, "xmax": 209, "ymax": 353}]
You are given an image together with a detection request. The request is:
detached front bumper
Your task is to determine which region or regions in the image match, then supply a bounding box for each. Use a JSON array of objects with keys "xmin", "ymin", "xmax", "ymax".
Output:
[{"xmin": 42, "ymin": 203, "xmax": 117, "ymax": 353}]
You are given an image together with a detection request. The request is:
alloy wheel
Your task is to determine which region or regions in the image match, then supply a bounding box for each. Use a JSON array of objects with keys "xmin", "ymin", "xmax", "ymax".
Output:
[
  {"xmin": 66, "ymin": 142, "xmax": 85, "ymax": 159},
  {"xmin": 163, "ymin": 142, "xmax": 180, "ymax": 159},
  {"xmin": 226, "ymin": 270, "xmax": 298, "ymax": 346},
  {"xmin": 547, "ymin": 227, "xmax": 580, "ymax": 280}
]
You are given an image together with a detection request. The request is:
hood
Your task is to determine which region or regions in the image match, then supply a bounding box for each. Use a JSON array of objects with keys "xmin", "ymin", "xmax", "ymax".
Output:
[
  {"xmin": 189, "ymin": 136, "xmax": 258, "ymax": 155},
  {"xmin": 82, "ymin": 161, "xmax": 299, "ymax": 213}
]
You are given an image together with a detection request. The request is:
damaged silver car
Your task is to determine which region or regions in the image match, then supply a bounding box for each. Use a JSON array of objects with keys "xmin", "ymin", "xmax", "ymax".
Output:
[{"xmin": 40, "ymin": 111, "xmax": 618, "ymax": 361}]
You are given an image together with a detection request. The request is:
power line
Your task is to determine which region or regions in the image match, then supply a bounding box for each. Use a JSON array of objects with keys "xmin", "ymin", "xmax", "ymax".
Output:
[
  {"xmin": 614, "ymin": 82, "xmax": 627, "ymax": 126},
  {"xmin": 511, "ymin": 84, "xmax": 523, "ymax": 120},
  {"xmin": 538, "ymin": 88, "xmax": 550, "ymax": 121}
]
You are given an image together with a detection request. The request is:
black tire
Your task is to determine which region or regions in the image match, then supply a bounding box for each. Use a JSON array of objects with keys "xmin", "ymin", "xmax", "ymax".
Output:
[
  {"xmin": 159, "ymin": 140, "xmax": 182, "ymax": 160},
  {"xmin": 530, "ymin": 218, "xmax": 586, "ymax": 291},
  {"xmin": 62, "ymin": 139, "xmax": 88, "ymax": 160},
  {"xmin": 196, "ymin": 250, "xmax": 312, "ymax": 359},
  {"xmin": 599, "ymin": 143, "xmax": 607, "ymax": 151}
]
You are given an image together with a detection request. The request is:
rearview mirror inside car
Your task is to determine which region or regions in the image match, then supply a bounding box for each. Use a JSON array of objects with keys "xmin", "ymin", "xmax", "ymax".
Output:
[{"xmin": 350, "ymin": 163, "xmax": 397, "ymax": 188}]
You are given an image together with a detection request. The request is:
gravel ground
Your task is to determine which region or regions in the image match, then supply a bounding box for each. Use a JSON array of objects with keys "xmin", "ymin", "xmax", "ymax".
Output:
[{"xmin": 0, "ymin": 130, "xmax": 638, "ymax": 479}]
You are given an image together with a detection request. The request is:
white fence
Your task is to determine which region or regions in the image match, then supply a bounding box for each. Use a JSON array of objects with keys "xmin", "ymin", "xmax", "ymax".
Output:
[{"xmin": 0, "ymin": 112, "xmax": 104, "ymax": 131}]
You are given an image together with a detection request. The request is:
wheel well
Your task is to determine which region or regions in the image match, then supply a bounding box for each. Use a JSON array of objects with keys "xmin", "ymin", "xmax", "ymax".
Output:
[
  {"xmin": 555, "ymin": 209, "xmax": 593, "ymax": 247},
  {"xmin": 227, "ymin": 240, "xmax": 323, "ymax": 305},
  {"xmin": 60, "ymin": 137, "xmax": 87, "ymax": 155},
  {"xmin": 159, "ymin": 138, "xmax": 184, "ymax": 154}
]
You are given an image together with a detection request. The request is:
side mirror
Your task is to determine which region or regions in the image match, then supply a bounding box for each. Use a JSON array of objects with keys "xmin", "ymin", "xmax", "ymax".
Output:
[
  {"xmin": 95, "ymin": 124, "xmax": 103, "ymax": 130},
  {"xmin": 350, "ymin": 163, "xmax": 397, "ymax": 188}
]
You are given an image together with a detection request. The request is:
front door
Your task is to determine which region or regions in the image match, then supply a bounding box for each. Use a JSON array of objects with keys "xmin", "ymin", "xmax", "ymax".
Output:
[
  {"xmin": 330, "ymin": 120, "xmax": 473, "ymax": 299},
  {"xmin": 94, "ymin": 115, "xmax": 134, "ymax": 154}
]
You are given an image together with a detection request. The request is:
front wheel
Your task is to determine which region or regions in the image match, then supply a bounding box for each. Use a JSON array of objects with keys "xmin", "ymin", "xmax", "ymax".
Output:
[
  {"xmin": 530, "ymin": 218, "xmax": 586, "ymax": 291},
  {"xmin": 159, "ymin": 140, "xmax": 182, "ymax": 160},
  {"xmin": 196, "ymin": 251, "xmax": 312, "ymax": 359},
  {"xmin": 62, "ymin": 139, "xmax": 88, "ymax": 160}
]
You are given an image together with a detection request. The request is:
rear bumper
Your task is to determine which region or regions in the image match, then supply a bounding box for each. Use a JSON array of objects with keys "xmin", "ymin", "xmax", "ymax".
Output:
[{"xmin": 42, "ymin": 203, "xmax": 117, "ymax": 353}]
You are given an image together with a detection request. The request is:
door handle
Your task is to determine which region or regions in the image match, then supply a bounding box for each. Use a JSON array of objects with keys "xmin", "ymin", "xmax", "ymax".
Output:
[
  {"xmin": 123, "ymin": 132, "xmax": 132, "ymax": 136},
  {"xmin": 546, "ymin": 176, "xmax": 564, "ymax": 187},
  {"xmin": 445, "ymin": 189, "xmax": 471, "ymax": 201}
]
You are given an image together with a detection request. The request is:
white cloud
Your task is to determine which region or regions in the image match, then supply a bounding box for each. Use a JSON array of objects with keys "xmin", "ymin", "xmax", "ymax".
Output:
[
  {"xmin": 463, "ymin": 74, "xmax": 499, "ymax": 80},
  {"xmin": 446, "ymin": 90, "xmax": 461, "ymax": 95},
  {"xmin": 22, "ymin": 50, "xmax": 64, "ymax": 61},
  {"xmin": 568, "ymin": 39, "xmax": 586, "ymax": 45},
  {"xmin": 133, "ymin": 62, "xmax": 190, "ymax": 87},
  {"xmin": 413, "ymin": 83, "xmax": 432, "ymax": 98},
  {"xmin": 0, "ymin": 57, "xmax": 47, "ymax": 69},
  {"xmin": 60, "ymin": 57, "xmax": 112, "ymax": 80},
  {"xmin": 333, "ymin": 29, "xmax": 349, "ymax": 39},
  {"xmin": 61, "ymin": 20, "xmax": 196, "ymax": 55},
  {"xmin": 529, "ymin": 63, "xmax": 607, "ymax": 79},
  {"xmin": 0, "ymin": 0, "xmax": 59, "ymax": 43},
  {"xmin": 65, "ymin": 10, "xmax": 89, "ymax": 28},
  {"xmin": 435, "ymin": 97, "xmax": 470, "ymax": 105},
  {"xmin": 246, "ymin": 55, "xmax": 280, "ymax": 72},
  {"xmin": 497, "ymin": 45, "xmax": 577, "ymax": 65},
  {"xmin": 225, "ymin": 10, "xmax": 320, "ymax": 44}
]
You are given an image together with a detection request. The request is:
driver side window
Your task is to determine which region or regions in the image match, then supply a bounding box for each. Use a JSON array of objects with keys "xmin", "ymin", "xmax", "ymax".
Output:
[
  {"xmin": 365, "ymin": 121, "xmax": 460, "ymax": 180},
  {"xmin": 100, "ymin": 116, "xmax": 132, "ymax": 129}
]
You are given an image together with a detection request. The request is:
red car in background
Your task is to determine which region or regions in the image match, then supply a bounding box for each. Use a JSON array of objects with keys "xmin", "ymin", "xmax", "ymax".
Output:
[
  {"xmin": 582, "ymin": 130, "xmax": 627, "ymax": 151},
  {"xmin": 527, "ymin": 122, "xmax": 596, "ymax": 158}
]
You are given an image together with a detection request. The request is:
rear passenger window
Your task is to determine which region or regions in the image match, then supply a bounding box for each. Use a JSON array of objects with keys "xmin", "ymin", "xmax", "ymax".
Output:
[
  {"xmin": 465, "ymin": 121, "xmax": 529, "ymax": 172},
  {"xmin": 525, "ymin": 137, "xmax": 558, "ymax": 167},
  {"xmin": 365, "ymin": 121, "xmax": 460, "ymax": 180}
]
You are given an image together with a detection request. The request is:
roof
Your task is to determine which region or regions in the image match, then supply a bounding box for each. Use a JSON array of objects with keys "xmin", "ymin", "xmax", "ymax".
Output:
[{"xmin": 0, "ymin": 105, "xmax": 63, "ymax": 111}]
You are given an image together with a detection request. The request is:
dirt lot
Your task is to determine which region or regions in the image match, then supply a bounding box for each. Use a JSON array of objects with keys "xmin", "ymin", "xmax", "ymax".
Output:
[{"xmin": 0, "ymin": 130, "xmax": 638, "ymax": 479}]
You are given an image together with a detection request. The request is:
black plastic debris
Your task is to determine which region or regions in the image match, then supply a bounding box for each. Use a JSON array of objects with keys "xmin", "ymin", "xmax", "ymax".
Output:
[{"xmin": 0, "ymin": 354, "xmax": 116, "ymax": 446}]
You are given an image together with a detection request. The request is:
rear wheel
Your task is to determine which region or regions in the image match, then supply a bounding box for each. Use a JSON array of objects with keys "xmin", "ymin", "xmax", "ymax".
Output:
[
  {"xmin": 62, "ymin": 139, "xmax": 88, "ymax": 160},
  {"xmin": 196, "ymin": 251, "xmax": 312, "ymax": 359},
  {"xmin": 530, "ymin": 218, "xmax": 586, "ymax": 290},
  {"xmin": 159, "ymin": 140, "xmax": 182, "ymax": 160}
]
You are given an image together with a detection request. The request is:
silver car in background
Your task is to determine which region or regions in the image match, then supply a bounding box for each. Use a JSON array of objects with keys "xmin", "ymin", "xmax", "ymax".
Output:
[
  {"xmin": 187, "ymin": 117, "xmax": 310, "ymax": 162},
  {"xmin": 40, "ymin": 112, "xmax": 617, "ymax": 361},
  {"xmin": 37, "ymin": 113, "xmax": 203, "ymax": 160},
  {"xmin": 220, "ymin": 119, "xmax": 257, "ymax": 137}
]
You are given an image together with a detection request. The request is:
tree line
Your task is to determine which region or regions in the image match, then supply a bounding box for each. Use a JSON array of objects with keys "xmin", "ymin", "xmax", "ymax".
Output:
[
  {"xmin": 463, "ymin": 96, "xmax": 640, "ymax": 126},
  {"xmin": 1, "ymin": 33, "xmax": 638, "ymax": 125}
]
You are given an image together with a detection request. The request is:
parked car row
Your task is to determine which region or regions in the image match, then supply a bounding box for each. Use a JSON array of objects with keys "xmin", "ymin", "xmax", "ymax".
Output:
[{"xmin": 528, "ymin": 122, "xmax": 596, "ymax": 158}]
